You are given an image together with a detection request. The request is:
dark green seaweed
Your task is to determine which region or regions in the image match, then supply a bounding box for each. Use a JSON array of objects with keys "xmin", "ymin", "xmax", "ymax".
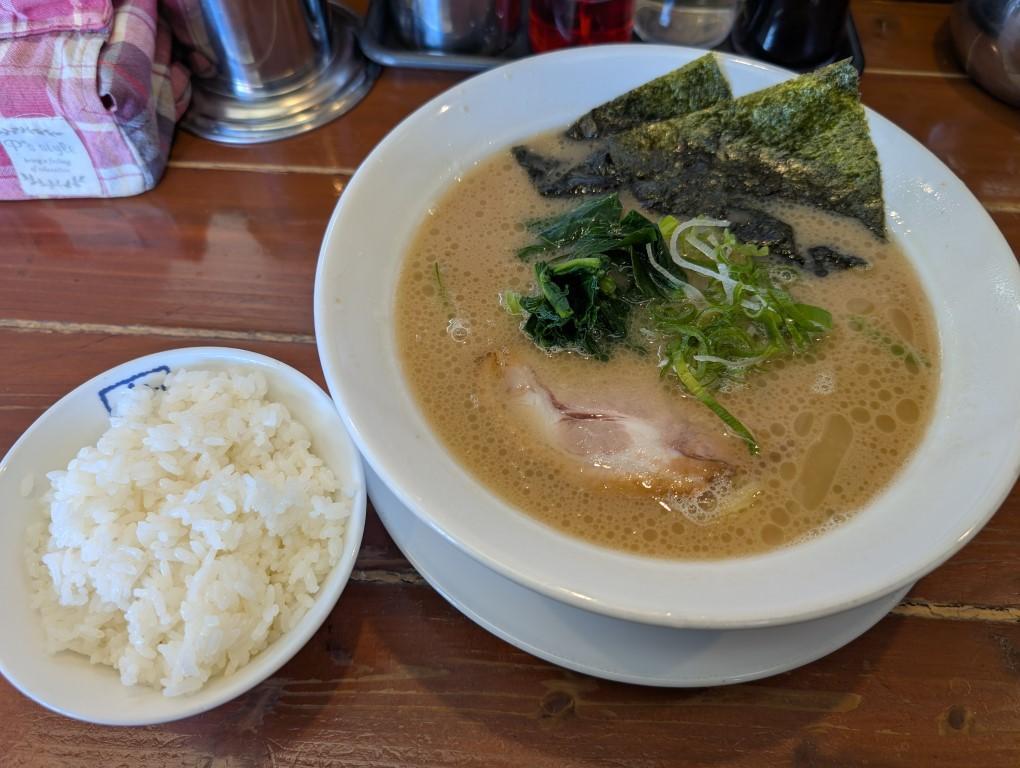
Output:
[
  {"xmin": 724, "ymin": 209, "xmax": 868, "ymax": 274},
  {"xmin": 724, "ymin": 208, "xmax": 798, "ymax": 262},
  {"xmin": 513, "ymin": 59, "xmax": 881, "ymax": 275},
  {"xmin": 566, "ymin": 53, "xmax": 733, "ymax": 140},
  {"xmin": 511, "ymin": 147, "xmax": 622, "ymax": 198},
  {"xmin": 511, "ymin": 152, "xmax": 870, "ymax": 274},
  {"xmin": 610, "ymin": 60, "xmax": 885, "ymax": 237},
  {"xmin": 511, "ymin": 146, "xmax": 563, "ymax": 185},
  {"xmin": 805, "ymin": 246, "xmax": 868, "ymax": 277}
]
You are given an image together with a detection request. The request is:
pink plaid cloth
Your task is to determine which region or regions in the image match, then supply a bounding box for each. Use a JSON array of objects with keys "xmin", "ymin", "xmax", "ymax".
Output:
[{"xmin": 0, "ymin": 0, "xmax": 190, "ymax": 199}]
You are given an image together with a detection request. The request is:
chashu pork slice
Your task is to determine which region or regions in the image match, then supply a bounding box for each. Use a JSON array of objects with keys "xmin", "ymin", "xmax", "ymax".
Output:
[{"xmin": 481, "ymin": 352, "xmax": 741, "ymax": 497}]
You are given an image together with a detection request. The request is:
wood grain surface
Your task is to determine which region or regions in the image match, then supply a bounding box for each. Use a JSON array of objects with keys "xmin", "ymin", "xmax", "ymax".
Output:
[{"xmin": 1, "ymin": 1, "xmax": 1018, "ymax": 765}]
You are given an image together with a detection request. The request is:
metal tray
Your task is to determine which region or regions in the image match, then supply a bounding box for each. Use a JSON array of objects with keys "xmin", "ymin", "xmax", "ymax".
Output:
[{"xmin": 355, "ymin": 0, "xmax": 864, "ymax": 74}]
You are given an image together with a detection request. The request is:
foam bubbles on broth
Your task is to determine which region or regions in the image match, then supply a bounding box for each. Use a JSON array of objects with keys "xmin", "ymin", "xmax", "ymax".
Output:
[{"xmin": 394, "ymin": 136, "xmax": 939, "ymax": 560}]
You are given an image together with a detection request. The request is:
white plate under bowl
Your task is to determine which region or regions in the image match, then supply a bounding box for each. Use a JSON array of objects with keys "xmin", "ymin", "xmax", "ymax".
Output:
[
  {"xmin": 368, "ymin": 467, "xmax": 910, "ymax": 686},
  {"xmin": 315, "ymin": 45, "xmax": 1020, "ymax": 629},
  {"xmin": 0, "ymin": 347, "xmax": 367, "ymax": 725}
]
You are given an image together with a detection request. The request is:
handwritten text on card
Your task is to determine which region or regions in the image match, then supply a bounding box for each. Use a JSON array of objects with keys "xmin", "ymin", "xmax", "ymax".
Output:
[{"xmin": 0, "ymin": 117, "xmax": 102, "ymax": 198}]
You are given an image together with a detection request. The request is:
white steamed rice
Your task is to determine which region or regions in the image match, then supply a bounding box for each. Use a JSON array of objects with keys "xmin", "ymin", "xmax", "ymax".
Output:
[{"xmin": 26, "ymin": 367, "xmax": 351, "ymax": 696}]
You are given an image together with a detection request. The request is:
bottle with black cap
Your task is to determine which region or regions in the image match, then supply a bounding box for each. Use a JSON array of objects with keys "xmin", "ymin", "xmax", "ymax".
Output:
[{"xmin": 731, "ymin": 0, "xmax": 850, "ymax": 69}]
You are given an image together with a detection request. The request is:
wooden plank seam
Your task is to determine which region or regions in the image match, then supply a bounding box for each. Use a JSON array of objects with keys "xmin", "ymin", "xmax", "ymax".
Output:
[
  {"xmin": 0, "ymin": 318, "xmax": 316, "ymax": 345},
  {"xmin": 347, "ymin": 570, "xmax": 1020, "ymax": 625},
  {"xmin": 891, "ymin": 598, "xmax": 1020, "ymax": 625},
  {"xmin": 866, "ymin": 68, "xmax": 969, "ymax": 80},
  {"xmin": 168, "ymin": 159, "xmax": 359, "ymax": 177}
]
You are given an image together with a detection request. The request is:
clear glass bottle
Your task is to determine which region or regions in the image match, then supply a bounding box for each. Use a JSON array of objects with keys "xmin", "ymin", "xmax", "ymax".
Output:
[{"xmin": 632, "ymin": 0, "xmax": 737, "ymax": 48}]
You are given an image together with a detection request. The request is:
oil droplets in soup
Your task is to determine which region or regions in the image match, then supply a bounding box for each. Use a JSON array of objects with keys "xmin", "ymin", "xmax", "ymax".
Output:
[{"xmin": 395, "ymin": 152, "xmax": 938, "ymax": 560}]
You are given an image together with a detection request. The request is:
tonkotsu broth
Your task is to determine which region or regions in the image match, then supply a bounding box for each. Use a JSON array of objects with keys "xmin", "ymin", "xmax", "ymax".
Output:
[{"xmin": 396, "ymin": 141, "xmax": 938, "ymax": 559}]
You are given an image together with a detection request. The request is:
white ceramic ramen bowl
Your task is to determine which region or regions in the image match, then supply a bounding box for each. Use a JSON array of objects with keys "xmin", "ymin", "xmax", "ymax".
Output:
[
  {"xmin": 0, "ymin": 347, "xmax": 366, "ymax": 725},
  {"xmin": 315, "ymin": 46, "xmax": 1020, "ymax": 629}
]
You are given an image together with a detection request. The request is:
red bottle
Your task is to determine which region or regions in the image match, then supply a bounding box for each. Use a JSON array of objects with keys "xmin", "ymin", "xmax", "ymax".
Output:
[{"xmin": 529, "ymin": 0, "xmax": 636, "ymax": 53}]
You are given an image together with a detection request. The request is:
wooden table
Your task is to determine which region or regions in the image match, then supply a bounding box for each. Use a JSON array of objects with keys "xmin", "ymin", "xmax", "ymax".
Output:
[{"xmin": 2, "ymin": 2, "xmax": 1018, "ymax": 765}]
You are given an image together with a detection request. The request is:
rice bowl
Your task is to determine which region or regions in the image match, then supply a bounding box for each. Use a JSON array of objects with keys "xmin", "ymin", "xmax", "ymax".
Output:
[{"xmin": 0, "ymin": 347, "xmax": 366, "ymax": 725}]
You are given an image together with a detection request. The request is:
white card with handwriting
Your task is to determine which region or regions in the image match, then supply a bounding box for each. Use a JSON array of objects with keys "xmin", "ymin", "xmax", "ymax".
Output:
[{"xmin": 0, "ymin": 117, "xmax": 102, "ymax": 197}]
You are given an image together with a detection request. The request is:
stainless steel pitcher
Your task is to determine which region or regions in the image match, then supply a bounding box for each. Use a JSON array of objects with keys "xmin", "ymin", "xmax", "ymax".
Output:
[{"xmin": 170, "ymin": 0, "xmax": 379, "ymax": 143}]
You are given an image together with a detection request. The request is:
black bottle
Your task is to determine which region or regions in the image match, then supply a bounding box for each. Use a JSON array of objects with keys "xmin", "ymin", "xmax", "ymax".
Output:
[{"xmin": 731, "ymin": 0, "xmax": 850, "ymax": 69}]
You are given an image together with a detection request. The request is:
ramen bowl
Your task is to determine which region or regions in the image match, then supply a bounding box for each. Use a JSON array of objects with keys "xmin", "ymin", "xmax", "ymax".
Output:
[{"xmin": 315, "ymin": 45, "xmax": 1020, "ymax": 629}]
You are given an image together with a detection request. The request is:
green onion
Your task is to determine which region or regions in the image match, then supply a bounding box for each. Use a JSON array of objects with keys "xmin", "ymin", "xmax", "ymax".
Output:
[
  {"xmin": 433, "ymin": 261, "xmax": 455, "ymax": 318},
  {"xmin": 502, "ymin": 194, "xmax": 833, "ymax": 452},
  {"xmin": 668, "ymin": 354, "xmax": 760, "ymax": 454}
]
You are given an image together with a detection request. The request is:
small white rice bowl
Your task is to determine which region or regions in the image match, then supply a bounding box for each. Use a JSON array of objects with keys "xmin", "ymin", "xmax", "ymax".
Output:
[
  {"xmin": 29, "ymin": 367, "xmax": 351, "ymax": 696},
  {"xmin": 0, "ymin": 348, "xmax": 366, "ymax": 724}
]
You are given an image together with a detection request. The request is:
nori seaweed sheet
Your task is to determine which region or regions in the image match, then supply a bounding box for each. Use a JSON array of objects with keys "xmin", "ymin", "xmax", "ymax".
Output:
[
  {"xmin": 513, "ymin": 59, "xmax": 883, "ymax": 273},
  {"xmin": 727, "ymin": 207, "xmax": 799, "ymax": 262},
  {"xmin": 511, "ymin": 147, "xmax": 622, "ymax": 197},
  {"xmin": 722, "ymin": 208, "xmax": 866, "ymax": 274},
  {"xmin": 805, "ymin": 245, "xmax": 868, "ymax": 276},
  {"xmin": 609, "ymin": 60, "xmax": 885, "ymax": 238},
  {"xmin": 566, "ymin": 53, "xmax": 733, "ymax": 140}
]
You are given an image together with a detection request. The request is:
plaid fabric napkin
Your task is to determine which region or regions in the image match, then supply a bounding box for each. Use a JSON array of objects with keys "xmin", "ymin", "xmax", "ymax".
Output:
[{"xmin": 0, "ymin": 0, "xmax": 190, "ymax": 199}]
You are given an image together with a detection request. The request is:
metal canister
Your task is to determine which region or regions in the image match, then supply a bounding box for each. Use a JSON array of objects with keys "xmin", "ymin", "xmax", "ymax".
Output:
[
  {"xmin": 389, "ymin": 0, "xmax": 521, "ymax": 54},
  {"xmin": 169, "ymin": 0, "xmax": 379, "ymax": 143}
]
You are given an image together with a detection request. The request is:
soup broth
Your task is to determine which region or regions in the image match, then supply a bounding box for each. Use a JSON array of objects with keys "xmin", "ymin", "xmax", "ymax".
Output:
[{"xmin": 395, "ymin": 140, "xmax": 938, "ymax": 559}]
